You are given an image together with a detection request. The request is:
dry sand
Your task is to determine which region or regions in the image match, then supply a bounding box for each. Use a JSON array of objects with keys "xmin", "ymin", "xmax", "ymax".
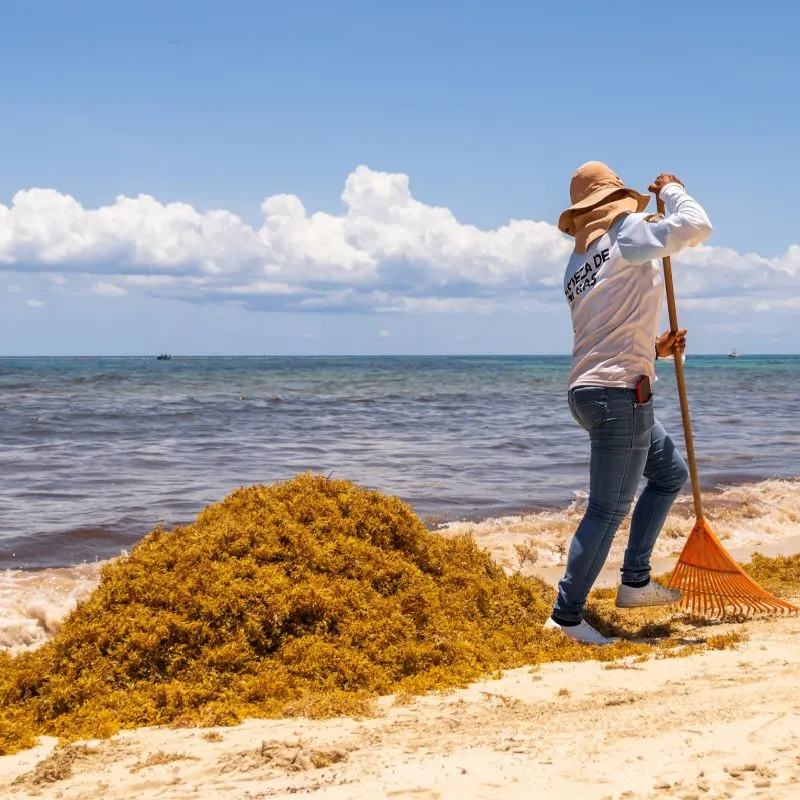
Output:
[{"xmin": 1, "ymin": 606, "xmax": 798, "ymax": 800}]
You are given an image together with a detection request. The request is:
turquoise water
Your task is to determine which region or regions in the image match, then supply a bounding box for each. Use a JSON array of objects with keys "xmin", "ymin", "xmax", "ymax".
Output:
[{"xmin": 1, "ymin": 355, "xmax": 798, "ymax": 568}]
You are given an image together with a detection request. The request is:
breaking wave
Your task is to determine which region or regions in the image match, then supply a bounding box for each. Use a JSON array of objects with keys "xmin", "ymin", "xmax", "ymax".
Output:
[
  {"xmin": 440, "ymin": 478, "xmax": 800, "ymax": 571},
  {"xmin": 2, "ymin": 478, "xmax": 799, "ymax": 654}
]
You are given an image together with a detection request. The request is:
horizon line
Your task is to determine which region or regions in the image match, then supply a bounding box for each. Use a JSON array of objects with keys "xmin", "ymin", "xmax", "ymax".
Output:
[{"xmin": 0, "ymin": 353, "xmax": 793, "ymax": 359}]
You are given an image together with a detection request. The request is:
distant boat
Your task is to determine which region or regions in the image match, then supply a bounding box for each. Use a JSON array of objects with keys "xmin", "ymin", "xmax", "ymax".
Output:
[
  {"xmin": 156, "ymin": 354, "xmax": 172, "ymax": 361},
  {"xmin": 728, "ymin": 349, "xmax": 741, "ymax": 358}
]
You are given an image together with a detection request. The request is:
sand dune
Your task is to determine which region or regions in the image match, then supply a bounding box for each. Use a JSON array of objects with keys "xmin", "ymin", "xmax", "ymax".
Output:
[{"xmin": 2, "ymin": 607, "xmax": 798, "ymax": 800}]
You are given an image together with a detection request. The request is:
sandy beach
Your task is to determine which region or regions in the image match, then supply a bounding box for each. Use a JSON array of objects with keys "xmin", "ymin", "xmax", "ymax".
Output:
[
  {"xmin": 2, "ymin": 477, "xmax": 799, "ymax": 800},
  {"xmin": 2, "ymin": 589, "xmax": 798, "ymax": 800},
  {"xmin": 3, "ymin": 0, "xmax": 799, "ymax": 793}
]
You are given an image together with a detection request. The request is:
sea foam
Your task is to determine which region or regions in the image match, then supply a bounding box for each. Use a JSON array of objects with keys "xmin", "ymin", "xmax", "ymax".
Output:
[
  {"xmin": 0, "ymin": 563, "xmax": 102, "ymax": 653},
  {"xmin": 1, "ymin": 478, "xmax": 799, "ymax": 654},
  {"xmin": 440, "ymin": 478, "xmax": 800, "ymax": 571}
]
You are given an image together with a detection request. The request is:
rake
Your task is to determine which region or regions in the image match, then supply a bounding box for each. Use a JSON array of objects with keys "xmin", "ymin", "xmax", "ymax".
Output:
[{"xmin": 657, "ymin": 197, "xmax": 798, "ymax": 619}]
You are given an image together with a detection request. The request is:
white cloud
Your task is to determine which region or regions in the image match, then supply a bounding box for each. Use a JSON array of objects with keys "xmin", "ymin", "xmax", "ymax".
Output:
[
  {"xmin": 377, "ymin": 296, "xmax": 503, "ymax": 314},
  {"xmin": 225, "ymin": 281, "xmax": 295, "ymax": 296},
  {"xmin": 91, "ymin": 282, "xmax": 127, "ymax": 296},
  {"xmin": 26, "ymin": 298, "xmax": 44, "ymax": 308},
  {"xmin": 0, "ymin": 166, "xmax": 798, "ymax": 314},
  {"xmin": 379, "ymin": 329, "xmax": 391, "ymax": 338},
  {"xmin": 754, "ymin": 297, "xmax": 800, "ymax": 312},
  {"xmin": 124, "ymin": 275, "xmax": 176, "ymax": 287}
]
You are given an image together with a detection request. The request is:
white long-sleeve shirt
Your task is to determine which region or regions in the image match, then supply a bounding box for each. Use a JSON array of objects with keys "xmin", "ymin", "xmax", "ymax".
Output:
[{"xmin": 563, "ymin": 182, "xmax": 712, "ymax": 390}]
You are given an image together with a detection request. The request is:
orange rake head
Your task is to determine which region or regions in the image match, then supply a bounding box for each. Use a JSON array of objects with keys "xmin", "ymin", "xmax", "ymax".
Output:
[{"xmin": 667, "ymin": 518, "xmax": 799, "ymax": 619}]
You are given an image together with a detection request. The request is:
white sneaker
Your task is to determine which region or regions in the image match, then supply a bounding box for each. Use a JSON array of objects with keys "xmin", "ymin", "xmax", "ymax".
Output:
[
  {"xmin": 544, "ymin": 617, "xmax": 618, "ymax": 646},
  {"xmin": 615, "ymin": 580, "xmax": 682, "ymax": 608}
]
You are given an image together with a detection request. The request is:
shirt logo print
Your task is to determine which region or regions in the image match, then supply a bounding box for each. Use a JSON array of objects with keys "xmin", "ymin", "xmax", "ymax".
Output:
[{"xmin": 565, "ymin": 248, "xmax": 610, "ymax": 303}]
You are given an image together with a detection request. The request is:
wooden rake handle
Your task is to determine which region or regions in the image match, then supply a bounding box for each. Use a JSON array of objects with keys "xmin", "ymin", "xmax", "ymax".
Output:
[{"xmin": 657, "ymin": 197, "xmax": 704, "ymax": 519}]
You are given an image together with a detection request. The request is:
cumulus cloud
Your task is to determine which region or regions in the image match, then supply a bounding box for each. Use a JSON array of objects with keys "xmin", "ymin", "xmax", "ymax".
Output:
[
  {"xmin": 0, "ymin": 166, "xmax": 797, "ymax": 314},
  {"xmin": 26, "ymin": 298, "xmax": 44, "ymax": 308},
  {"xmin": 674, "ymin": 243, "xmax": 798, "ymax": 298}
]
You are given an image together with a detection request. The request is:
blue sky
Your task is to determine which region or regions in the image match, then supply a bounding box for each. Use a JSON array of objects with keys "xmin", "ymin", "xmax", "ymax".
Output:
[{"xmin": 1, "ymin": 0, "xmax": 798, "ymax": 355}]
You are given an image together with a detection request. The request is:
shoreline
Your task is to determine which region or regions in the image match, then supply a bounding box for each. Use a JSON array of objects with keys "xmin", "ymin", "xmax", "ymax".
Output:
[
  {"xmin": 3, "ymin": 477, "xmax": 800, "ymax": 654},
  {"xmin": 3, "ymin": 473, "xmax": 799, "ymax": 573},
  {"xmin": 439, "ymin": 476, "xmax": 800, "ymax": 573}
]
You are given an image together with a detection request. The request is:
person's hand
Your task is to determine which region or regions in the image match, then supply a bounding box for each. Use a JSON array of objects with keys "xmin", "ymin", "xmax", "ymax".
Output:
[
  {"xmin": 656, "ymin": 328, "xmax": 687, "ymax": 359},
  {"xmin": 648, "ymin": 173, "xmax": 684, "ymax": 197}
]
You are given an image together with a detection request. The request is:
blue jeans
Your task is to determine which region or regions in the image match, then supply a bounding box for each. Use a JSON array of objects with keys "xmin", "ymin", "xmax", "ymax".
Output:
[{"xmin": 552, "ymin": 386, "xmax": 689, "ymax": 624}]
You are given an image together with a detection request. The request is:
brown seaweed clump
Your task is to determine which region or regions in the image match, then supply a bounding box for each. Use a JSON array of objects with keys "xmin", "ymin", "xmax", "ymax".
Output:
[
  {"xmin": 0, "ymin": 474, "xmax": 751, "ymax": 755},
  {"xmin": 743, "ymin": 552, "xmax": 800, "ymax": 595}
]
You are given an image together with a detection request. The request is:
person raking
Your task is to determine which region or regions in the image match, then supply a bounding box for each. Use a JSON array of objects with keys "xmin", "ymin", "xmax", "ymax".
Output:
[{"xmin": 547, "ymin": 162, "xmax": 713, "ymax": 645}]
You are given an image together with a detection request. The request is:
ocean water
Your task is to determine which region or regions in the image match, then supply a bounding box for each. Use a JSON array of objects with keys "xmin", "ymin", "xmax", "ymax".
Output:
[
  {"xmin": 1, "ymin": 355, "xmax": 799, "ymax": 651},
  {"xmin": 2, "ymin": 354, "xmax": 799, "ymax": 569}
]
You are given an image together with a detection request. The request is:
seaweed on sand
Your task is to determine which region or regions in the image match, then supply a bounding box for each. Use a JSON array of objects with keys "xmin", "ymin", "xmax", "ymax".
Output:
[
  {"xmin": 743, "ymin": 552, "xmax": 800, "ymax": 596},
  {"xmin": 0, "ymin": 474, "xmax": 752, "ymax": 755}
]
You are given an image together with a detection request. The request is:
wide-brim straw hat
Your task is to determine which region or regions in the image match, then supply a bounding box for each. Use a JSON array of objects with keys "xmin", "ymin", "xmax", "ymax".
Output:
[{"xmin": 558, "ymin": 161, "xmax": 650, "ymax": 237}]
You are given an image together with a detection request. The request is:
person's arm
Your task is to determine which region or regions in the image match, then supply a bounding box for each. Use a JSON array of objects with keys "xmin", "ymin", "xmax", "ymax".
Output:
[{"xmin": 617, "ymin": 176, "xmax": 713, "ymax": 264}]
